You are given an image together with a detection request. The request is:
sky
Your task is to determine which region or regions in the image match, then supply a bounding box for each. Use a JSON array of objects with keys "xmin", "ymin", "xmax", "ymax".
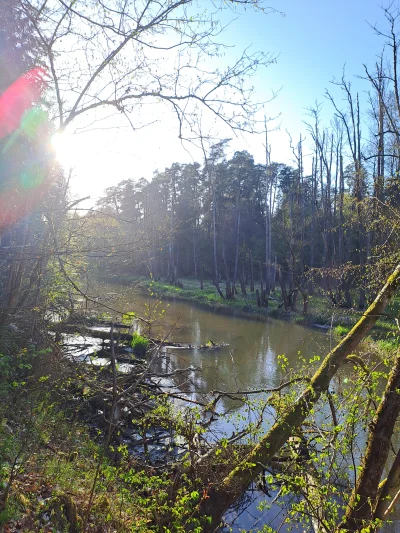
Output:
[{"xmin": 53, "ymin": 0, "xmax": 391, "ymax": 203}]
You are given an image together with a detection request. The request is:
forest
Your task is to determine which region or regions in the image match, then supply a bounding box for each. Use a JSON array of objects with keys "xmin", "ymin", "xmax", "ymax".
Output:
[{"xmin": 2, "ymin": 1, "xmax": 400, "ymax": 532}]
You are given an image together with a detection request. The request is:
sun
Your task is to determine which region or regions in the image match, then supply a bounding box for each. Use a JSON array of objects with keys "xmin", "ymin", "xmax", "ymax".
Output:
[
  {"xmin": 51, "ymin": 132, "xmax": 76, "ymax": 168},
  {"xmin": 51, "ymin": 131, "xmax": 90, "ymax": 169}
]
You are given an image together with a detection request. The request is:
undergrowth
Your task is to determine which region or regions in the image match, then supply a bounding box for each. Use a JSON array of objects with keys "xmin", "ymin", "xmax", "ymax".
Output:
[
  {"xmin": 130, "ymin": 332, "xmax": 149, "ymax": 357},
  {"xmin": 0, "ymin": 344, "xmax": 204, "ymax": 532}
]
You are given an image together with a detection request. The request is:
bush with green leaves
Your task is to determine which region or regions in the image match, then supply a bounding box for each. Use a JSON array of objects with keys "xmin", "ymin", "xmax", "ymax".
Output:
[{"xmin": 131, "ymin": 332, "xmax": 149, "ymax": 357}]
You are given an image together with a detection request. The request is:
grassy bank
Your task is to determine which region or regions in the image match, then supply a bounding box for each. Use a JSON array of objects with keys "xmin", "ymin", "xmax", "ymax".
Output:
[{"xmin": 137, "ymin": 278, "xmax": 400, "ymax": 345}]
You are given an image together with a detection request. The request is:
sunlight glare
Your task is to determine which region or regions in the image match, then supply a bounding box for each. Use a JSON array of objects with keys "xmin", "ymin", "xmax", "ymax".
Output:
[
  {"xmin": 51, "ymin": 131, "xmax": 94, "ymax": 169},
  {"xmin": 51, "ymin": 132, "xmax": 75, "ymax": 167}
]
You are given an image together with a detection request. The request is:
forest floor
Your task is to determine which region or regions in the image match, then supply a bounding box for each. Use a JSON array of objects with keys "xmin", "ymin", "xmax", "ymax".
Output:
[{"xmin": 138, "ymin": 278, "xmax": 400, "ymax": 347}]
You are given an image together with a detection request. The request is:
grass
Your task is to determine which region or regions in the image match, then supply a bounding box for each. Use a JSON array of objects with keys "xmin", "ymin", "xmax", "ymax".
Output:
[
  {"xmin": 143, "ymin": 278, "xmax": 279, "ymax": 316},
  {"xmin": 0, "ymin": 397, "xmax": 145, "ymax": 532}
]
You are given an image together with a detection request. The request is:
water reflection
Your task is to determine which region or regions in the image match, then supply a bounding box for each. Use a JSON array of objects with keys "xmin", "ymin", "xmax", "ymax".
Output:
[{"xmin": 92, "ymin": 285, "xmax": 331, "ymax": 425}]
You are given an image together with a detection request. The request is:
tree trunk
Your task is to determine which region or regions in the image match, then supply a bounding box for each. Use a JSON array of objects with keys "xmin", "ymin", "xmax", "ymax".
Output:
[
  {"xmin": 309, "ymin": 156, "xmax": 316, "ymax": 296},
  {"xmin": 339, "ymin": 350, "xmax": 400, "ymax": 531},
  {"xmin": 213, "ymin": 187, "xmax": 218, "ymax": 285},
  {"xmin": 256, "ymin": 288, "xmax": 261, "ymax": 307},
  {"xmin": 193, "ymin": 235, "xmax": 198, "ymax": 279},
  {"xmin": 213, "ymin": 279, "xmax": 225, "ymax": 299},
  {"xmin": 265, "ymin": 121, "xmax": 272, "ymax": 293},
  {"xmin": 238, "ymin": 266, "xmax": 246, "ymax": 295},
  {"xmin": 249, "ymin": 249, "xmax": 254, "ymax": 292},
  {"xmin": 300, "ymin": 289, "xmax": 308, "ymax": 315},
  {"xmin": 233, "ymin": 193, "xmax": 241, "ymax": 287},
  {"xmin": 373, "ymin": 448, "xmax": 400, "ymax": 524}
]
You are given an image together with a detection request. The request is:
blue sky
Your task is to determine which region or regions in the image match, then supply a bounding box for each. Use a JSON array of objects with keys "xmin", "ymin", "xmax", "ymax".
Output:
[
  {"xmin": 220, "ymin": 0, "xmax": 390, "ymax": 163},
  {"xmin": 62, "ymin": 0, "xmax": 393, "ymax": 199}
]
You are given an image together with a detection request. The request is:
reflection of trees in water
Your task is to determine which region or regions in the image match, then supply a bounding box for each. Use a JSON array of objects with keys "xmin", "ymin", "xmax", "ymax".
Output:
[
  {"xmin": 148, "ymin": 318, "xmax": 330, "ymax": 417},
  {"xmin": 150, "ymin": 350, "xmax": 211, "ymax": 406}
]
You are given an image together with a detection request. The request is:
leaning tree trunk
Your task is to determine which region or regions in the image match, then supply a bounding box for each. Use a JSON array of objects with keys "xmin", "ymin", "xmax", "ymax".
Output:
[
  {"xmin": 373, "ymin": 447, "xmax": 400, "ymax": 525},
  {"xmin": 198, "ymin": 262, "xmax": 400, "ymax": 532}
]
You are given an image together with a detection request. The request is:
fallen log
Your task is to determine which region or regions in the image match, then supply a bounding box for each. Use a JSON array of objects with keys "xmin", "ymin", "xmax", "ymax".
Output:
[
  {"xmin": 91, "ymin": 348, "xmax": 144, "ymax": 365},
  {"xmin": 52, "ymin": 323, "xmax": 134, "ymax": 342},
  {"xmin": 163, "ymin": 341, "xmax": 228, "ymax": 351}
]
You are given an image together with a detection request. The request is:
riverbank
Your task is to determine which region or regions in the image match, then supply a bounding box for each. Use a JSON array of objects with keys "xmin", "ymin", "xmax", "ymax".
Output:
[
  {"xmin": 137, "ymin": 278, "xmax": 399, "ymax": 345},
  {"xmin": 0, "ymin": 337, "xmax": 215, "ymax": 533}
]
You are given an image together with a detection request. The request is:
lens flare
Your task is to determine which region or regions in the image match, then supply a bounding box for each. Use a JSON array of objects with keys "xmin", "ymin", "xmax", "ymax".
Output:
[
  {"xmin": 0, "ymin": 67, "xmax": 47, "ymax": 140},
  {"xmin": 0, "ymin": 67, "xmax": 50, "ymax": 233},
  {"xmin": 20, "ymin": 166, "xmax": 45, "ymax": 190},
  {"xmin": 20, "ymin": 107, "xmax": 49, "ymax": 140}
]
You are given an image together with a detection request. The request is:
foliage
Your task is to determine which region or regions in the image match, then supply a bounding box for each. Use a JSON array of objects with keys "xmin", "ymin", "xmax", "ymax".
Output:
[{"xmin": 130, "ymin": 332, "xmax": 149, "ymax": 357}]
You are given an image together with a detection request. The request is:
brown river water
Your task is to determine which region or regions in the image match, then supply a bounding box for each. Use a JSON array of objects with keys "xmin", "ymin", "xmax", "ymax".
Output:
[{"xmin": 91, "ymin": 283, "xmax": 331, "ymax": 393}]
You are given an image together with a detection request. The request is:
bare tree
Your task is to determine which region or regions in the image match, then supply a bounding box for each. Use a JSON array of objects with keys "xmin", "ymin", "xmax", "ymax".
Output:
[
  {"xmin": 22, "ymin": 0, "xmax": 277, "ymax": 141},
  {"xmin": 326, "ymin": 75, "xmax": 366, "ymax": 308}
]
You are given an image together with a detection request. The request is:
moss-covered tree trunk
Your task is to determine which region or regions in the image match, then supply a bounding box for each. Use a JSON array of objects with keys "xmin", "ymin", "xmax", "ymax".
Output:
[
  {"xmin": 373, "ymin": 447, "xmax": 400, "ymax": 524},
  {"xmin": 338, "ymin": 351, "xmax": 400, "ymax": 531},
  {"xmin": 198, "ymin": 262, "xmax": 400, "ymax": 532}
]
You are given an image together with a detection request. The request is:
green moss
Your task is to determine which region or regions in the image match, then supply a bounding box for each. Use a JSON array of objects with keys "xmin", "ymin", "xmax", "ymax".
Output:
[{"xmin": 334, "ymin": 325, "xmax": 350, "ymax": 337}]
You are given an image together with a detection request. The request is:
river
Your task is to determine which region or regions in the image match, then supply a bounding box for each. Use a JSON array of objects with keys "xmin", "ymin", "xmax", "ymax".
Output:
[
  {"xmin": 85, "ymin": 284, "xmax": 398, "ymax": 533},
  {"xmin": 93, "ymin": 284, "xmax": 331, "ymax": 395}
]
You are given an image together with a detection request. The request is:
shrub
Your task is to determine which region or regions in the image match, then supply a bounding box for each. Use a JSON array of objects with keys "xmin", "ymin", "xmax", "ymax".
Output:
[
  {"xmin": 334, "ymin": 325, "xmax": 349, "ymax": 337},
  {"xmin": 130, "ymin": 332, "xmax": 149, "ymax": 357}
]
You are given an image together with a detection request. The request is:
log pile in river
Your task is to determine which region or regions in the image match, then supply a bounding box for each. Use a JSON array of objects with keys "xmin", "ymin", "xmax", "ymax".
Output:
[{"xmin": 52, "ymin": 322, "xmax": 228, "ymax": 354}]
